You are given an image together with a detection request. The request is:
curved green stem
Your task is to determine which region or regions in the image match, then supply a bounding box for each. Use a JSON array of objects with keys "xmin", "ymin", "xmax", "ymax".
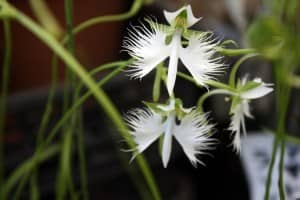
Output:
[
  {"xmin": 0, "ymin": 19, "xmax": 12, "ymax": 200},
  {"xmin": 29, "ymin": 0, "xmax": 63, "ymax": 38},
  {"xmin": 3, "ymin": 2, "xmax": 160, "ymax": 199},
  {"xmin": 3, "ymin": 144, "xmax": 60, "ymax": 194},
  {"xmin": 177, "ymin": 71, "xmax": 233, "ymax": 91},
  {"xmin": 3, "ymin": 60, "xmax": 136, "ymax": 197},
  {"xmin": 70, "ymin": 0, "xmax": 143, "ymax": 37},
  {"xmin": 197, "ymin": 89, "xmax": 233, "ymax": 112},
  {"xmin": 229, "ymin": 53, "xmax": 259, "ymax": 87},
  {"xmin": 215, "ymin": 47, "xmax": 257, "ymax": 56}
]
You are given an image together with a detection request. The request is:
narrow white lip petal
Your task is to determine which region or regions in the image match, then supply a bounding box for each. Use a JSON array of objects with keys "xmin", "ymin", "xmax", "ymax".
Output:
[
  {"xmin": 163, "ymin": 5, "xmax": 201, "ymax": 27},
  {"xmin": 123, "ymin": 23, "xmax": 170, "ymax": 78},
  {"xmin": 125, "ymin": 108, "xmax": 164, "ymax": 154},
  {"xmin": 173, "ymin": 111, "xmax": 215, "ymax": 166},
  {"xmin": 166, "ymin": 31, "xmax": 181, "ymax": 95},
  {"xmin": 179, "ymin": 35, "xmax": 224, "ymax": 86},
  {"xmin": 162, "ymin": 114, "xmax": 175, "ymax": 168},
  {"xmin": 241, "ymin": 84, "xmax": 273, "ymax": 99}
]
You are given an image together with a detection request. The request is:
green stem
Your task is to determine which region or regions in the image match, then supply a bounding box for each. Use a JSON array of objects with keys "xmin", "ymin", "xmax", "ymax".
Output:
[
  {"xmin": 70, "ymin": 0, "xmax": 143, "ymax": 37},
  {"xmin": 228, "ymin": 53, "xmax": 259, "ymax": 87},
  {"xmin": 278, "ymin": 139, "xmax": 286, "ymax": 199},
  {"xmin": 264, "ymin": 137, "xmax": 280, "ymax": 200},
  {"xmin": 289, "ymin": 75, "xmax": 300, "ymax": 88},
  {"xmin": 264, "ymin": 63, "xmax": 291, "ymax": 200},
  {"xmin": 215, "ymin": 47, "xmax": 257, "ymax": 56},
  {"xmin": 0, "ymin": 19, "xmax": 12, "ymax": 200},
  {"xmin": 4, "ymin": 62, "xmax": 126, "ymax": 197},
  {"xmin": 4, "ymin": 3, "xmax": 160, "ymax": 199},
  {"xmin": 56, "ymin": 1, "xmax": 76, "ymax": 199},
  {"xmin": 152, "ymin": 64, "xmax": 163, "ymax": 102},
  {"xmin": 3, "ymin": 144, "xmax": 60, "ymax": 194},
  {"xmin": 29, "ymin": 54, "xmax": 58, "ymax": 200},
  {"xmin": 177, "ymin": 72, "xmax": 233, "ymax": 91},
  {"xmin": 29, "ymin": 0, "xmax": 63, "ymax": 38},
  {"xmin": 197, "ymin": 89, "xmax": 233, "ymax": 112},
  {"xmin": 44, "ymin": 64, "xmax": 127, "ymax": 147}
]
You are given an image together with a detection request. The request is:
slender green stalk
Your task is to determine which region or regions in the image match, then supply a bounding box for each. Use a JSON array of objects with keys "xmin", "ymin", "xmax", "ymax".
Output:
[
  {"xmin": 3, "ymin": 144, "xmax": 60, "ymax": 195},
  {"xmin": 152, "ymin": 64, "xmax": 163, "ymax": 102},
  {"xmin": 3, "ymin": 62, "xmax": 126, "ymax": 197},
  {"xmin": 56, "ymin": 1, "xmax": 77, "ymax": 199},
  {"xmin": 44, "ymin": 64, "xmax": 128, "ymax": 148},
  {"xmin": 228, "ymin": 53, "xmax": 259, "ymax": 87},
  {"xmin": 0, "ymin": 19, "xmax": 12, "ymax": 200},
  {"xmin": 70, "ymin": 0, "xmax": 143, "ymax": 37},
  {"xmin": 215, "ymin": 47, "xmax": 257, "ymax": 56},
  {"xmin": 29, "ymin": 55, "xmax": 59, "ymax": 200},
  {"xmin": 177, "ymin": 71, "xmax": 233, "ymax": 91},
  {"xmin": 278, "ymin": 139, "xmax": 286, "ymax": 199},
  {"xmin": 264, "ymin": 64, "xmax": 291, "ymax": 200},
  {"xmin": 197, "ymin": 89, "xmax": 233, "ymax": 112},
  {"xmin": 264, "ymin": 137, "xmax": 279, "ymax": 200},
  {"xmin": 277, "ymin": 83, "xmax": 290, "ymax": 200},
  {"xmin": 76, "ymin": 113, "xmax": 88, "ymax": 200},
  {"xmin": 29, "ymin": 0, "xmax": 63, "ymax": 38},
  {"xmin": 3, "ymin": 3, "xmax": 160, "ymax": 199},
  {"xmin": 289, "ymin": 75, "xmax": 300, "ymax": 87}
]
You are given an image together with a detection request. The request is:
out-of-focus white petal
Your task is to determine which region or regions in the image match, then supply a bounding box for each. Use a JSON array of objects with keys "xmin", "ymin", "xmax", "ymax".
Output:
[
  {"xmin": 162, "ymin": 114, "xmax": 175, "ymax": 168},
  {"xmin": 179, "ymin": 34, "xmax": 224, "ymax": 87},
  {"xmin": 163, "ymin": 5, "xmax": 201, "ymax": 27},
  {"xmin": 125, "ymin": 108, "xmax": 164, "ymax": 154},
  {"xmin": 166, "ymin": 31, "xmax": 181, "ymax": 95},
  {"xmin": 232, "ymin": 132, "xmax": 241, "ymax": 153},
  {"xmin": 123, "ymin": 23, "xmax": 170, "ymax": 78},
  {"xmin": 228, "ymin": 100, "xmax": 252, "ymax": 153},
  {"xmin": 240, "ymin": 77, "xmax": 273, "ymax": 99},
  {"xmin": 241, "ymin": 100, "xmax": 253, "ymax": 118},
  {"xmin": 173, "ymin": 111, "xmax": 215, "ymax": 166},
  {"xmin": 241, "ymin": 83, "xmax": 273, "ymax": 99}
]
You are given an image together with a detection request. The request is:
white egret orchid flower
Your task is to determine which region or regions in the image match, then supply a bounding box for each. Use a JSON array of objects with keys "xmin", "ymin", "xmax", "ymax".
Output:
[
  {"xmin": 125, "ymin": 100, "xmax": 215, "ymax": 168},
  {"xmin": 228, "ymin": 77, "xmax": 273, "ymax": 152},
  {"xmin": 123, "ymin": 5, "xmax": 224, "ymax": 95}
]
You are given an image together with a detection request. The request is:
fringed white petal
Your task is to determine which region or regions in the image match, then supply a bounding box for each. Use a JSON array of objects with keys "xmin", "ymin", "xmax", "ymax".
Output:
[
  {"xmin": 179, "ymin": 34, "xmax": 225, "ymax": 87},
  {"xmin": 125, "ymin": 108, "xmax": 164, "ymax": 154},
  {"xmin": 173, "ymin": 111, "xmax": 215, "ymax": 167},
  {"xmin": 123, "ymin": 23, "xmax": 170, "ymax": 78},
  {"xmin": 163, "ymin": 5, "xmax": 201, "ymax": 27},
  {"xmin": 228, "ymin": 103, "xmax": 243, "ymax": 153},
  {"xmin": 228, "ymin": 100, "xmax": 252, "ymax": 153},
  {"xmin": 232, "ymin": 132, "xmax": 241, "ymax": 153}
]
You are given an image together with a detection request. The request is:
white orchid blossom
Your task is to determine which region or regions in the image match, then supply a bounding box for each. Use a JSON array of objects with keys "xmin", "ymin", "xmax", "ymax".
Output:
[
  {"xmin": 228, "ymin": 77, "xmax": 273, "ymax": 152},
  {"xmin": 123, "ymin": 5, "xmax": 224, "ymax": 95},
  {"xmin": 125, "ymin": 100, "xmax": 215, "ymax": 168}
]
